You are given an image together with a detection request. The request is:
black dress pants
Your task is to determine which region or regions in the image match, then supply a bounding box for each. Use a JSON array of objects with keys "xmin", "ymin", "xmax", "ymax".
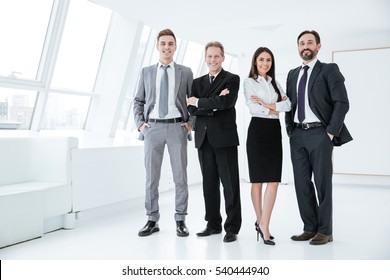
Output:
[
  {"xmin": 290, "ymin": 126, "xmax": 334, "ymax": 235},
  {"xmin": 198, "ymin": 136, "xmax": 242, "ymax": 234}
]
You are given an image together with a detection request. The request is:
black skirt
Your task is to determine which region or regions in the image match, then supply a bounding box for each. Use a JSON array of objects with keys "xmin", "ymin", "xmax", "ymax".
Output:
[{"xmin": 246, "ymin": 117, "xmax": 282, "ymax": 183}]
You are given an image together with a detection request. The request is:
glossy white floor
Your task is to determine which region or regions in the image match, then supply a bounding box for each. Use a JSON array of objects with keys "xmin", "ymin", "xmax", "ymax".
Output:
[{"xmin": 1, "ymin": 182, "xmax": 390, "ymax": 260}]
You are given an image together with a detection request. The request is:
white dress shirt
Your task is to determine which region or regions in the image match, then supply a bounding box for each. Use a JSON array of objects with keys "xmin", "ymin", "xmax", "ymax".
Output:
[
  {"xmin": 294, "ymin": 58, "xmax": 321, "ymax": 123},
  {"xmin": 243, "ymin": 75, "xmax": 291, "ymax": 119},
  {"xmin": 149, "ymin": 61, "xmax": 181, "ymax": 119}
]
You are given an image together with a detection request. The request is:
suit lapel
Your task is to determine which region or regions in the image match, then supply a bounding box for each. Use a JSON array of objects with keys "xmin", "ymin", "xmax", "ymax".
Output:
[
  {"xmin": 207, "ymin": 69, "xmax": 226, "ymax": 95},
  {"xmin": 151, "ymin": 64, "xmax": 158, "ymax": 102},
  {"xmin": 174, "ymin": 62, "xmax": 181, "ymax": 99},
  {"xmin": 290, "ymin": 67, "xmax": 300, "ymax": 105},
  {"xmin": 308, "ymin": 60, "xmax": 322, "ymax": 97},
  {"xmin": 201, "ymin": 75, "xmax": 212, "ymax": 96}
]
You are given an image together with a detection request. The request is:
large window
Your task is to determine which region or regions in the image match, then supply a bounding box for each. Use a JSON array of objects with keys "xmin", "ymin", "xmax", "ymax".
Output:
[
  {"xmin": 0, "ymin": 88, "xmax": 37, "ymax": 129},
  {"xmin": 117, "ymin": 25, "xmax": 151, "ymax": 130},
  {"xmin": 0, "ymin": 0, "xmax": 53, "ymax": 80},
  {"xmin": 0, "ymin": 1, "xmax": 233, "ymax": 135},
  {"xmin": 41, "ymin": 0, "xmax": 112, "ymax": 130},
  {"xmin": 0, "ymin": 0, "xmax": 111, "ymax": 131},
  {"xmin": 41, "ymin": 93, "xmax": 91, "ymax": 129},
  {"xmin": 50, "ymin": 0, "xmax": 111, "ymax": 92},
  {"xmin": 183, "ymin": 41, "xmax": 204, "ymax": 77}
]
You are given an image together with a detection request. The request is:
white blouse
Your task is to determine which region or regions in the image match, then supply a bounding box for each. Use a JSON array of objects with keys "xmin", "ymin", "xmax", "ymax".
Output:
[{"xmin": 243, "ymin": 75, "xmax": 291, "ymax": 119}]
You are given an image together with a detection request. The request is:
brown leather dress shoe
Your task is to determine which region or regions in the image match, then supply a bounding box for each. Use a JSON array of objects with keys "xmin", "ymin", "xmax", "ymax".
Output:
[
  {"xmin": 309, "ymin": 233, "xmax": 333, "ymax": 245},
  {"xmin": 291, "ymin": 231, "xmax": 316, "ymax": 241}
]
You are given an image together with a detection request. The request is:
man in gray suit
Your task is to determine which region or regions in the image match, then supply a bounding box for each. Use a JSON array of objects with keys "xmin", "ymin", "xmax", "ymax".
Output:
[
  {"xmin": 133, "ymin": 29, "xmax": 194, "ymax": 237},
  {"xmin": 285, "ymin": 30, "xmax": 352, "ymax": 245}
]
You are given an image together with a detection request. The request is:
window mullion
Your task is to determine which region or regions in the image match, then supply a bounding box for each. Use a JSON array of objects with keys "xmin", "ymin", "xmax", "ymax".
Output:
[
  {"xmin": 108, "ymin": 21, "xmax": 144, "ymax": 136},
  {"xmin": 175, "ymin": 40, "xmax": 188, "ymax": 64},
  {"xmin": 30, "ymin": 0, "xmax": 70, "ymax": 131}
]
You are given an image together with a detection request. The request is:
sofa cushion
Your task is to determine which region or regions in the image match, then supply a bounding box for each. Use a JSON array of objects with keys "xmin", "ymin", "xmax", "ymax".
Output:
[
  {"xmin": 0, "ymin": 182, "xmax": 71, "ymax": 218},
  {"xmin": 0, "ymin": 188, "xmax": 44, "ymax": 248}
]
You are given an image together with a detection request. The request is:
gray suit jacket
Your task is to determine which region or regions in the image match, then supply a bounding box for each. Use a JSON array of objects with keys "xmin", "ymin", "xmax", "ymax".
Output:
[
  {"xmin": 133, "ymin": 62, "xmax": 194, "ymax": 140},
  {"xmin": 285, "ymin": 60, "xmax": 352, "ymax": 146}
]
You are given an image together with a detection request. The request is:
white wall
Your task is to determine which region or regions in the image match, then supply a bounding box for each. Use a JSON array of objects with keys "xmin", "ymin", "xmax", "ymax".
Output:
[{"xmin": 333, "ymin": 47, "xmax": 390, "ymax": 176}]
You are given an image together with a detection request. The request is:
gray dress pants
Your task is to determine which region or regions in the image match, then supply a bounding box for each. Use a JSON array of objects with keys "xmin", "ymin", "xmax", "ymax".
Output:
[{"xmin": 143, "ymin": 122, "xmax": 189, "ymax": 222}]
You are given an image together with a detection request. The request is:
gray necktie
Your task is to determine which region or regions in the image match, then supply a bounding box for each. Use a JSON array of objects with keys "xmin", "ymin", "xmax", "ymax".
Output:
[
  {"xmin": 159, "ymin": 65, "xmax": 169, "ymax": 118},
  {"xmin": 209, "ymin": 75, "xmax": 215, "ymax": 84}
]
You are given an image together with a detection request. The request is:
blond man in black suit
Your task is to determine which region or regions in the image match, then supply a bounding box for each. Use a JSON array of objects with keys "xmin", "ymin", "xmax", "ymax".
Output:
[{"xmin": 187, "ymin": 41, "xmax": 241, "ymax": 243}]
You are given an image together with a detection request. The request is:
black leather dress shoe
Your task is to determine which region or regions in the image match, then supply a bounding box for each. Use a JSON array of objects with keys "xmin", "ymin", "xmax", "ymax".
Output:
[
  {"xmin": 223, "ymin": 232, "xmax": 237, "ymax": 243},
  {"xmin": 291, "ymin": 231, "xmax": 316, "ymax": 241},
  {"xmin": 176, "ymin": 221, "xmax": 189, "ymax": 237},
  {"xmin": 138, "ymin": 221, "xmax": 159, "ymax": 237},
  {"xmin": 196, "ymin": 227, "xmax": 222, "ymax": 237}
]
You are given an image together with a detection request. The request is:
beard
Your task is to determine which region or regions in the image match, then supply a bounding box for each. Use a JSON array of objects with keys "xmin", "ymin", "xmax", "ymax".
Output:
[{"xmin": 300, "ymin": 49, "xmax": 318, "ymax": 61}]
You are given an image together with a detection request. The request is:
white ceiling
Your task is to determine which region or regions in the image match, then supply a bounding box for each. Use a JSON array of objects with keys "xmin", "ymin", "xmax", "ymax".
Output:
[{"xmin": 90, "ymin": 0, "xmax": 390, "ymax": 68}]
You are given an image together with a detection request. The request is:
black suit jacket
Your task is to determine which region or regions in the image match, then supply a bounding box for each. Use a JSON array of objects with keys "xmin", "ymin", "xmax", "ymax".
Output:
[
  {"xmin": 188, "ymin": 69, "xmax": 240, "ymax": 149},
  {"xmin": 285, "ymin": 60, "xmax": 352, "ymax": 146}
]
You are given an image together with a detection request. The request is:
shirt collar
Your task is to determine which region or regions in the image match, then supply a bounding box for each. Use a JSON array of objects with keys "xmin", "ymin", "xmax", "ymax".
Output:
[
  {"xmin": 302, "ymin": 58, "xmax": 318, "ymax": 70},
  {"xmin": 256, "ymin": 75, "xmax": 272, "ymax": 83},
  {"xmin": 158, "ymin": 61, "xmax": 175, "ymax": 69},
  {"xmin": 209, "ymin": 70, "xmax": 221, "ymax": 79}
]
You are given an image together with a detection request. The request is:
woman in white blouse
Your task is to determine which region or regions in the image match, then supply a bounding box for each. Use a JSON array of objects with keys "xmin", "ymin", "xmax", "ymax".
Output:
[{"xmin": 244, "ymin": 47, "xmax": 291, "ymax": 245}]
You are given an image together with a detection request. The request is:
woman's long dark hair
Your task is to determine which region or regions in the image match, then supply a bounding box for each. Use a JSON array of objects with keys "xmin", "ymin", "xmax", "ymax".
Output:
[{"xmin": 248, "ymin": 47, "xmax": 281, "ymax": 101}]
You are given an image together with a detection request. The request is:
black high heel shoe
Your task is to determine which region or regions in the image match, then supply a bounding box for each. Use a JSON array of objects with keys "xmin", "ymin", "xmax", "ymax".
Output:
[
  {"xmin": 255, "ymin": 222, "xmax": 275, "ymax": 245},
  {"xmin": 255, "ymin": 222, "xmax": 274, "ymax": 240}
]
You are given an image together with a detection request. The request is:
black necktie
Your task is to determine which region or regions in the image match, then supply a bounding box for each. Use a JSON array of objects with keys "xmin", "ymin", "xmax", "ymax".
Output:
[
  {"xmin": 159, "ymin": 65, "xmax": 169, "ymax": 118},
  {"xmin": 297, "ymin": 65, "xmax": 309, "ymax": 123},
  {"xmin": 209, "ymin": 75, "xmax": 215, "ymax": 84}
]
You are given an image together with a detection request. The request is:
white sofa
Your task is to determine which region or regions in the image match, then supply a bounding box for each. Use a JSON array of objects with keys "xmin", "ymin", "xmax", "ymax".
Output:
[{"xmin": 0, "ymin": 136, "xmax": 78, "ymax": 248}]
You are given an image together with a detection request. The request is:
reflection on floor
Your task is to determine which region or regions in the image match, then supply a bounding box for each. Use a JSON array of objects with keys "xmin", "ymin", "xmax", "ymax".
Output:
[{"xmin": 1, "ymin": 182, "xmax": 390, "ymax": 260}]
